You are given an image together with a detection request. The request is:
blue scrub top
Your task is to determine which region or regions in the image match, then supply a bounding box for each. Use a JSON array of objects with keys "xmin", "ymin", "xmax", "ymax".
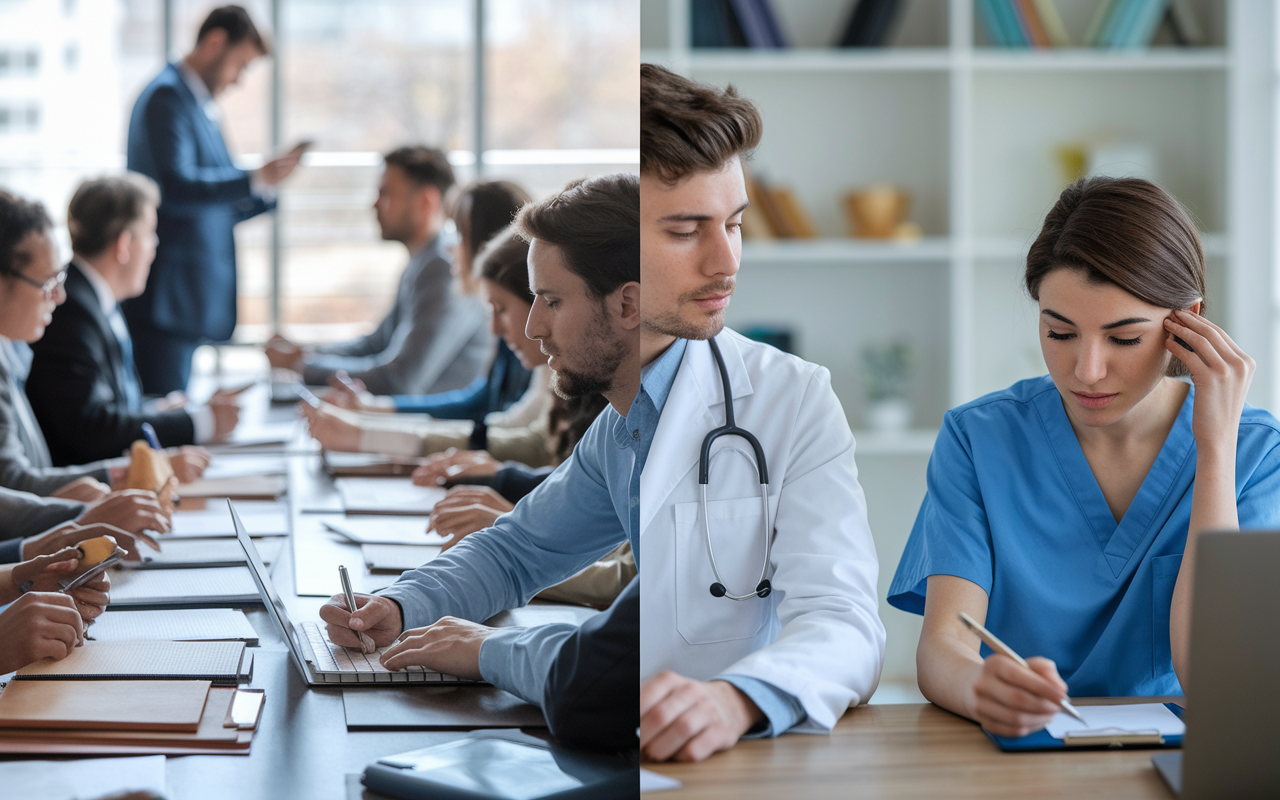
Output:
[{"xmin": 888, "ymin": 375, "xmax": 1280, "ymax": 698}]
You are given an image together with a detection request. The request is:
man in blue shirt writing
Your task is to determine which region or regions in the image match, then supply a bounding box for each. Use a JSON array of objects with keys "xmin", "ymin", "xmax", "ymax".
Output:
[{"xmin": 320, "ymin": 172, "xmax": 642, "ymax": 750}]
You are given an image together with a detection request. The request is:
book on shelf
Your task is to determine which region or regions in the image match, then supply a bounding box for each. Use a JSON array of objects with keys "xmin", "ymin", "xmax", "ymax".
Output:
[
  {"xmin": 835, "ymin": 0, "xmax": 904, "ymax": 48},
  {"xmin": 981, "ymin": 0, "xmax": 1198, "ymax": 50},
  {"xmin": 1034, "ymin": 0, "xmax": 1071, "ymax": 47},
  {"xmin": 1014, "ymin": 0, "xmax": 1051, "ymax": 48},
  {"xmin": 691, "ymin": 0, "xmax": 747, "ymax": 48},
  {"xmin": 1166, "ymin": 0, "xmax": 1204, "ymax": 46},
  {"xmin": 741, "ymin": 172, "xmax": 817, "ymax": 239}
]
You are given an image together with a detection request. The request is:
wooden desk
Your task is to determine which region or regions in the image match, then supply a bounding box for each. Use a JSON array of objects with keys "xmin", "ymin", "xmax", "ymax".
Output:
[{"xmin": 647, "ymin": 703, "xmax": 1175, "ymax": 799}]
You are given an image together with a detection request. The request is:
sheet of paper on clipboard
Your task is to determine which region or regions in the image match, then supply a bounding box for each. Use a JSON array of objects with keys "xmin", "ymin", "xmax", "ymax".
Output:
[{"xmin": 1045, "ymin": 703, "xmax": 1185, "ymax": 741}]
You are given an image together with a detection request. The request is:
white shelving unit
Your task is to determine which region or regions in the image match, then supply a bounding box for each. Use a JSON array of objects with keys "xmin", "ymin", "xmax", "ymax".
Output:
[
  {"xmin": 643, "ymin": 0, "xmax": 1278, "ymax": 691},
  {"xmin": 643, "ymin": 0, "xmax": 1275, "ymax": 430}
]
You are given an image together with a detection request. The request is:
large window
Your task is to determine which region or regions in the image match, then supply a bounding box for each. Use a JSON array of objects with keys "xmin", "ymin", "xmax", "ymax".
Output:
[{"xmin": 0, "ymin": 0, "xmax": 639, "ymax": 345}]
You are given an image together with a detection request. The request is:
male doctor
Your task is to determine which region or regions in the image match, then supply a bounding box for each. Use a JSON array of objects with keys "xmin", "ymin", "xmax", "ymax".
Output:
[{"xmin": 637, "ymin": 64, "xmax": 884, "ymax": 761}]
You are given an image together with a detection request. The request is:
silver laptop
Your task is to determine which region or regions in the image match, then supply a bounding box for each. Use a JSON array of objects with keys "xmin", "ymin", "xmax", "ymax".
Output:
[
  {"xmin": 229, "ymin": 500, "xmax": 478, "ymax": 686},
  {"xmin": 1152, "ymin": 531, "xmax": 1280, "ymax": 797}
]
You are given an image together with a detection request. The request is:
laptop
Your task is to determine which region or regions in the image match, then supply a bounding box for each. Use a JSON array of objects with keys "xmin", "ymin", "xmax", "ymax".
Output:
[
  {"xmin": 1152, "ymin": 531, "xmax": 1280, "ymax": 797},
  {"xmin": 228, "ymin": 500, "xmax": 479, "ymax": 687}
]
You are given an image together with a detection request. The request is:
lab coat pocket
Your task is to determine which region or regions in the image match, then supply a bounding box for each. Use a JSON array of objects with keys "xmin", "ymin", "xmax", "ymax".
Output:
[
  {"xmin": 674, "ymin": 497, "xmax": 771, "ymax": 645},
  {"xmin": 1151, "ymin": 553, "xmax": 1183, "ymax": 678}
]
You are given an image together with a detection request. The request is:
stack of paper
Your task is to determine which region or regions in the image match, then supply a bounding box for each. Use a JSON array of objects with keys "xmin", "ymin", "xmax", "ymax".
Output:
[
  {"xmin": 170, "ymin": 503, "xmax": 289, "ymax": 538},
  {"xmin": 89, "ymin": 609, "xmax": 260, "ymax": 645},
  {"xmin": 324, "ymin": 516, "xmax": 447, "ymax": 545},
  {"xmin": 129, "ymin": 536, "xmax": 282, "ymax": 568},
  {"xmin": 177, "ymin": 473, "xmax": 287, "ymax": 500},
  {"xmin": 107, "ymin": 567, "xmax": 260, "ymax": 608},
  {"xmin": 335, "ymin": 478, "xmax": 446, "ymax": 516},
  {"xmin": 362, "ymin": 543, "xmax": 441, "ymax": 573}
]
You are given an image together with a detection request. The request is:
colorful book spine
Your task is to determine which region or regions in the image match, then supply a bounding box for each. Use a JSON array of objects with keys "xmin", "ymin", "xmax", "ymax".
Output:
[
  {"xmin": 977, "ymin": 0, "xmax": 1008, "ymax": 47},
  {"xmin": 1015, "ymin": 0, "xmax": 1052, "ymax": 48},
  {"xmin": 1033, "ymin": 0, "xmax": 1072, "ymax": 47}
]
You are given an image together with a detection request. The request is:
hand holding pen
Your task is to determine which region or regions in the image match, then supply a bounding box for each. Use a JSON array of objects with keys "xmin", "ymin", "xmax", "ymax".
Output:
[
  {"xmin": 339, "ymin": 565, "xmax": 377, "ymax": 654},
  {"xmin": 958, "ymin": 612, "xmax": 1086, "ymax": 737}
]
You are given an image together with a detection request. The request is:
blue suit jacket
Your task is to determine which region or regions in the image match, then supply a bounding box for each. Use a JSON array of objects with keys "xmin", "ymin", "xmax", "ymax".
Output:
[{"xmin": 125, "ymin": 63, "xmax": 272, "ymax": 342}]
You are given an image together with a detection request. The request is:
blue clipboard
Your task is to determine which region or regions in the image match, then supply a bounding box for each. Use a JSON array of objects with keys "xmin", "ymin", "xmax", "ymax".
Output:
[{"xmin": 988, "ymin": 703, "xmax": 1184, "ymax": 751}]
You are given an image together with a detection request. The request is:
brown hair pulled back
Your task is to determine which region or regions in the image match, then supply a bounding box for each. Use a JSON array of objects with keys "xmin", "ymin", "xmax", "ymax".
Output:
[
  {"xmin": 475, "ymin": 227, "xmax": 533, "ymax": 305},
  {"xmin": 1025, "ymin": 176, "xmax": 1206, "ymax": 377},
  {"xmin": 450, "ymin": 180, "xmax": 531, "ymax": 266}
]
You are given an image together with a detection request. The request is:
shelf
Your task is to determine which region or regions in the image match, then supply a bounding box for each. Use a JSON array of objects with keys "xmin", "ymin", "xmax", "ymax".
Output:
[
  {"xmin": 688, "ymin": 48, "xmax": 951, "ymax": 72},
  {"xmin": 970, "ymin": 48, "xmax": 1229, "ymax": 72},
  {"xmin": 741, "ymin": 238, "xmax": 951, "ymax": 264},
  {"xmin": 972, "ymin": 232, "xmax": 1227, "ymax": 260},
  {"xmin": 852, "ymin": 429, "xmax": 938, "ymax": 456}
]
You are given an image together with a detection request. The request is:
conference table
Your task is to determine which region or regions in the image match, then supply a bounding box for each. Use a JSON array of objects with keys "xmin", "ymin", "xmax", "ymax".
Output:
[
  {"xmin": 646, "ymin": 700, "xmax": 1181, "ymax": 799},
  {"xmin": 0, "ymin": 389, "xmax": 593, "ymax": 800}
]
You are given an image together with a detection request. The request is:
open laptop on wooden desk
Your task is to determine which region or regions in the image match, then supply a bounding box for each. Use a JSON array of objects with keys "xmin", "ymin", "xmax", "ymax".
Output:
[
  {"xmin": 1152, "ymin": 531, "xmax": 1280, "ymax": 797},
  {"xmin": 230, "ymin": 500, "xmax": 480, "ymax": 687}
]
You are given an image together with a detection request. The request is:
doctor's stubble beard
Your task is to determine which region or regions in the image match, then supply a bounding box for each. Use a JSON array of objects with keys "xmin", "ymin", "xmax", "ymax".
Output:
[
  {"xmin": 542, "ymin": 303, "xmax": 629, "ymax": 400},
  {"xmin": 641, "ymin": 278, "xmax": 735, "ymax": 341}
]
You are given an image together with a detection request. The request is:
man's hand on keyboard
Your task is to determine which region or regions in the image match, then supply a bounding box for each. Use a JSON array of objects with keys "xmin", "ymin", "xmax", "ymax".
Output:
[
  {"xmin": 379, "ymin": 616, "xmax": 493, "ymax": 681},
  {"xmin": 319, "ymin": 592, "xmax": 403, "ymax": 650}
]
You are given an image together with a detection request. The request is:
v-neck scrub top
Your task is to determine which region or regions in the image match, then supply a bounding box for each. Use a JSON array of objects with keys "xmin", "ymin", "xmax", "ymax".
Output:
[{"xmin": 888, "ymin": 375, "xmax": 1280, "ymax": 698}]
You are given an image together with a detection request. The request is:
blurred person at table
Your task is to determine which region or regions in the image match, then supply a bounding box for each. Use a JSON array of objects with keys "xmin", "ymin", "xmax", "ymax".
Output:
[
  {"xmin": 302, "ymin": 230, "xmax": 555, "ymax": 467},
  {"xmin": 0, "ymin": 191, "xmax": 180, "ymax": 539},
  {"xmin": 0, "ymin": 545, "xmax": 113, "ymax": 673},
  {"xmin": 27, "ymin": 175, "xmax": 233, "ymax": 470},
  {"xmin": 266, "ymin": 147, "xmax": 492, "ymax": 396},
  {"xmin": 124, "ymin": 5, "xmax": 303, "ymax": 395},
  {"xmin": 0, "ymin": 489, "xmax": 161, "ymax": 564},
  {"xmin": 321, "ymin": 180, "xmax": 534, "ymax": 444}
]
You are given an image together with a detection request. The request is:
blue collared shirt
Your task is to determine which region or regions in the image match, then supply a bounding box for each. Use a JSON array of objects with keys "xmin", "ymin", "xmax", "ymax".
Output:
[{"xmin": 381, "ymin": 343, "xmax": 686, "ymax": 707}]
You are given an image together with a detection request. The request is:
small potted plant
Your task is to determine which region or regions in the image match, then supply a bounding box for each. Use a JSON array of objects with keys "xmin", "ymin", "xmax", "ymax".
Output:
[{"xmin": 862, "ymin": 341, "xmax": 913, "ymax": 432}]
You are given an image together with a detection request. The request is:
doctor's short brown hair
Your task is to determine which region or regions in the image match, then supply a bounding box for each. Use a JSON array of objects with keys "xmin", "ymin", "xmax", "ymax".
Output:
[
  {"xmin": 68, "ymin": 173, "xmax": 160, "ymax": 258},
  {"xmin": 1025, "ymin": 176, "xmax": 1207, "ymax": 377},
  {"xmin": 641, "ymin": 64, "xmax": 762, "ymax": 184}
]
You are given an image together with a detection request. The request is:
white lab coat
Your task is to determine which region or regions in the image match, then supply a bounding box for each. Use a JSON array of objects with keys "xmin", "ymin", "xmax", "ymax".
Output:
[{"xmin": 639, "ymin": 329, "xmax": 886, "ymax": 733}]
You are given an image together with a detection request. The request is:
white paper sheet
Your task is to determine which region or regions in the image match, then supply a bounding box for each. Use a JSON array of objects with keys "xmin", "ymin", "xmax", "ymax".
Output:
[
  {"xmin": 132, "ymin": 536, "xmax": 281, "ymax": 566},
  {"xmin": 362, "ymin": 543, "xmax": 442, "ymax": 572},
  {"xmin": 200, "ymin": 453, "xmax": 287, "ymax": 479},
  {"xmin": 1045, "ymin": 703, "xmax": 1185, "ymax": 740},
  {"xmin": 89, "ymin": 608, "xmax": 260, "ymax": 643},
  {"xmin": 324, "ymin": 516, "xmax": 448, "ymax": 545},
  {"xmin": 641, "ymin": 768, "xmax": 682, "ymax": 792},
  {"xmin": 336, "ymin": 478, "xmax": 446, "ymax": 515},
  {"xmin": 0, "ymin": 755, "xmax": 166, "ymax": 799},
  {"xmin": 170, "ymin": 504, "xmax": 289, "ymax": 537},
  {"xmin": 109, "ymin": 566, "xmax": 259, "ymax": 604}
]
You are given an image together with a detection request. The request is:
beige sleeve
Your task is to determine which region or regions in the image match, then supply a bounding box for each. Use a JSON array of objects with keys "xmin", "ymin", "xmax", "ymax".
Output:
[
  {"xmin": 535, "ymin": 542, "xmax": 636, "ymax": 610},
  {"xmin": 357, "ymin": 418, "xmax": 474, "ymax": 457}
]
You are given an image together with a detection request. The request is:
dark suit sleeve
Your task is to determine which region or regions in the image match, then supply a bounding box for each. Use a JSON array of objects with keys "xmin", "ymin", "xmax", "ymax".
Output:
[
  {"xmin": 27, "ymin": 299, "xmax": 194, "ymax": 465},
  {"xmin": 144, "ymin": 85, "xmax": 254, "ymax": 206},
  {"xmin": 542, "ymin": 578, "xmax": 639, "ymax": 751}
]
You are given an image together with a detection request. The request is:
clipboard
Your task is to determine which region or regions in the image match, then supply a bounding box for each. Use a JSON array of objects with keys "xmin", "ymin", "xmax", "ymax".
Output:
[{"xmin": 987, "ymin": 703, "xmax": 1184, "ymax": 751}]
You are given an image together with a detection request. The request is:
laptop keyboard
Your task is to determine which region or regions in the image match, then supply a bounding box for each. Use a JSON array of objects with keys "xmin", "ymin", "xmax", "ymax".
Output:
[{"xmin": 299, "ymin": 622, "xmax": 473, "ymax": 684}]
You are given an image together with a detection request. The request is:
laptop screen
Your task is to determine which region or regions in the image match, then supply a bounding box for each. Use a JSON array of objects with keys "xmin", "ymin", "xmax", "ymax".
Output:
[{"xmin": 228, "ymin": 499, "xmax": 313, "ymax": 682}]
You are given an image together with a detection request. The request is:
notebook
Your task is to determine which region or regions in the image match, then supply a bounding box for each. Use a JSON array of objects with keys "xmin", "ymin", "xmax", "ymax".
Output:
[
  {"xmin": 362, "ymin": 543, "xmax": 441, "ymax": 573},
  {"xmin": 324, "ymin": 516, "xmax": 448, "ymax": 546},
  {"xmin": 88, "ymin": 609, "xmax": 260, "ymax": 645},
  {"xmin": 200, "ymin": 454, "xmax": 286, "ymax": 480},
  {"xmin": 169, "ymin": 503, "xmax": 289, "ymax": 538},
  {"xmin": 107, "ymin": 567, "xmax": 260, "ymax": 608},
  {"xmin": 176, "ymin": 474, "xmax": 287, "ymax": 500},
  {"xmin": 323, "ymin": 451, "xmax": 427, "ymax": 477},
  {"xmin": 128, "ymin": 536, "xmax": 282, "ymax": 568},
  {"xmin": 0, "ymin": 680, "xmax": 211, "ymax": 731},
  {"xmin": 230, "ymin": 500, "xmax": 477, "ymax": 686},
  {"xmin": 15, "ymin": 640, "xmax": 245, "ymax": 683},
  {"xmin": 335, "ymin": 478, "xmax": 446, "ymax": 516}
]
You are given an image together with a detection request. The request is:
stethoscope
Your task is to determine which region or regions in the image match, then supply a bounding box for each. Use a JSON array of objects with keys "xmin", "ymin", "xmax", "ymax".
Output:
[{"xmin": 700, "ymin": 336, "xmax": 773, "ymax": 601}]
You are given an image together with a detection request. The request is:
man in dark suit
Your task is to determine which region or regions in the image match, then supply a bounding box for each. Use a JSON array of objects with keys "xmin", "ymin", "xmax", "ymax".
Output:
[
  {"xmin": 124, "ymin": 5, "xmax": 303, "ymax": 394},
  {"xmin": 27, "ymin": 174, "xmax": 238, "ymax": 466}
]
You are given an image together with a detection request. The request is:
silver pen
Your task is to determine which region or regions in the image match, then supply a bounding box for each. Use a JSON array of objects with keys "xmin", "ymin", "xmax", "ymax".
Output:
[{"xmin": 339, "ymin": 564, "xmax": 376, "ymax": 654}]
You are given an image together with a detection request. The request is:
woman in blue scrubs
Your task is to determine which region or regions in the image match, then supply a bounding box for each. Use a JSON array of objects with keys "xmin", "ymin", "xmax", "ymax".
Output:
[{"xmin": 889, "ymin": 177, "xmax": 1280, "ymax": 738}]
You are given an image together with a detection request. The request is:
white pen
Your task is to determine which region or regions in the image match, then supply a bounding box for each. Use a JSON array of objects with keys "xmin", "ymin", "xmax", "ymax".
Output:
[{"xmin": 958, "ymin": 611, "xmax": 1087, "ymax": 725}]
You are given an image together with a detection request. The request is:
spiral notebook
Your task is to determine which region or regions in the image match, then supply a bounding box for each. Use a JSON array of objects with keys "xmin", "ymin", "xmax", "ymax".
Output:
[{"xmin": 14, "ymin": 641, "xmax": 246, "ymax": 684}]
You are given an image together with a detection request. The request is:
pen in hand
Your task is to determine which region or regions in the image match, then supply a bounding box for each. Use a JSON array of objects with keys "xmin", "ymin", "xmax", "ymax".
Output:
[
  {"xmin": 339, "ymin": 564, "xmax": 376, "ymax": 654},
  {"xmin": 958, "ymin": 611, "xmax": 1086, "ymax": 725}
]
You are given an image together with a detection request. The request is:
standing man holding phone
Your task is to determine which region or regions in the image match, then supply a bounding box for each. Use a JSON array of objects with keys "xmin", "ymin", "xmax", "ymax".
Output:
[{"xmin": 124, "ymin": 4, "xmax": 304, "ymax": 394}]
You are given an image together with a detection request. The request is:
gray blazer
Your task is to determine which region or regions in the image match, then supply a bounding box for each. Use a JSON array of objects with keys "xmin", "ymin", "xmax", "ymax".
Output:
[
  {"xmin": 302, "ymin": 236, "xmax": 493, "ymax": 396},
  {"xmin": 0, "ymin": 486, "xmax": 85, "ymax": 563},
  {"xmin": 0, "ymin": 338, "xmax": 111, "ymax": 496}
]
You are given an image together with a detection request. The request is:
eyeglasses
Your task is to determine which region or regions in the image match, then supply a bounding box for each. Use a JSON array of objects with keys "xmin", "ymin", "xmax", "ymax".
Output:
[{"xmin": 6, "ymin": 268, "xmax": 67, "ymax": 298}]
